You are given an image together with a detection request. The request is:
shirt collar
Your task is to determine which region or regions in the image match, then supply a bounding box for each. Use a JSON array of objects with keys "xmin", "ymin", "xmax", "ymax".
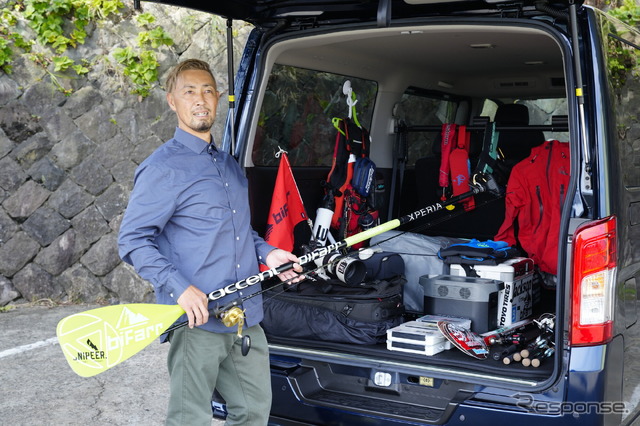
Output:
[{"xmin": 172, "ymin": 127, "xmax": 216, "ymax": 154}]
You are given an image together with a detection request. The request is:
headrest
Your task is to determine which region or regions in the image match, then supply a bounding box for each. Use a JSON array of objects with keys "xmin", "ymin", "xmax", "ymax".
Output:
[{"xmin": 494, "ymin": 104, "xmax": 529, "ymax": 125}]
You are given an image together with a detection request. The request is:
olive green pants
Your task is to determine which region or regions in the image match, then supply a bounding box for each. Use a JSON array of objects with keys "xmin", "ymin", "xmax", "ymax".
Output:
[{"xmin": 166, "ymin": 324, "xmax": 272, "ymax": 426}]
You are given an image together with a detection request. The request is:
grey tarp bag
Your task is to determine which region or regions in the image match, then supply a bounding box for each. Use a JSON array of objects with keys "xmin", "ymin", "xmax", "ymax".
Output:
[{"xmin": 370, "ymin": 230, "xmax": 464, "ymax": 312}]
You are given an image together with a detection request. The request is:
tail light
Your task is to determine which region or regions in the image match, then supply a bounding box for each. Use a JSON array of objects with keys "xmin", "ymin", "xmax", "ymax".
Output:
[{"xmin": 570, "ymin": 216, "xmax": 617, "ymax": 346}]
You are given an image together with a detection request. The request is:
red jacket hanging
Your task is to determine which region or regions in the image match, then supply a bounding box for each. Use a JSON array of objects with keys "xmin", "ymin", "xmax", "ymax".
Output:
[{"xmin": 494, "ymin": 140, "xmax": 570, "ymax": 274}]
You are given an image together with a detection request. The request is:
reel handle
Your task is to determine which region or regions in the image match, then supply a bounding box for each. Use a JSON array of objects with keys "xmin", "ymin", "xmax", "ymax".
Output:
[{"xmin": 241, "ymin": 335, "xmax": 251, "ymax": 356}]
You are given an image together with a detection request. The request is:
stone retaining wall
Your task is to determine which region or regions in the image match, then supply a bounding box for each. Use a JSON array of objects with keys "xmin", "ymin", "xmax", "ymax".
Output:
[{"xmin": 0, "ymin": 3, "xmax": 251, "ymax": 305}]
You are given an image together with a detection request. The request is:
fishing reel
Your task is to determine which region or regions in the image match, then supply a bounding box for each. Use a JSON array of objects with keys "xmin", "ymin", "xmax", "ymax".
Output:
[
  {"xmin": 312, "ymin": 251, "xmax": 366, "ymax": 286},
  {"xmin": 216, "ymin": 304, "xmax": 251, "ymax": 356}
]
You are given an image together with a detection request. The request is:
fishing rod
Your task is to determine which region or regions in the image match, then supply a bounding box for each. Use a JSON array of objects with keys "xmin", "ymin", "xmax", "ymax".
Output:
[
  {"xmin": 211, "ymin": 172, "xmax": 502, "ymax": 319},
  {"xmin": 56, "ymin": 172, "xmax": 501, "ymax": 377}
]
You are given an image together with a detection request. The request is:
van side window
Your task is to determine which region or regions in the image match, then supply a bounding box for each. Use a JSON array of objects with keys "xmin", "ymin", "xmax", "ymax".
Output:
[
  {"xmin": 397, "ymin": 89, "xmax": 458, "ymax": 166},
  {"xmin": 252, "ymin": 64, "xmax": 377, "ymax": 167},
  {"xmin": 600, "ymin": 11, "xmax": 640, "ymax": 188}
]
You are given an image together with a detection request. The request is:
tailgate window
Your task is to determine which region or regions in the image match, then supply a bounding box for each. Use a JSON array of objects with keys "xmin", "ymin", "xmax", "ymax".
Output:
[
  {"xmin": 252, "ymin": 64, "xmax": 377, "ymax": 167},
  {"xmin": 397, "ymin": 88, "xmax": 458, "ymax": 167}
]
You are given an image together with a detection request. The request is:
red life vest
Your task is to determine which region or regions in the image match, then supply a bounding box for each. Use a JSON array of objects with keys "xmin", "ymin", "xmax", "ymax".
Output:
[{"xmin": 325, "ymin": 117, "xmax": 377, "ymax": 248}]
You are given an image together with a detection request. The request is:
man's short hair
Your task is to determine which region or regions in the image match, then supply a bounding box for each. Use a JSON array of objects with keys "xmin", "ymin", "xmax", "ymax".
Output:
[{"xmin": 165, "ymin": 59, "xmax": 215, "ymax": 93}]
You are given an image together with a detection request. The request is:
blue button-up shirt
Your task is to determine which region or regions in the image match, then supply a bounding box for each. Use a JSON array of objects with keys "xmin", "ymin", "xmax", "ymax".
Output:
[{"xmin": 118, "ymin": 128, "xmax": 275, "ymax": 334}]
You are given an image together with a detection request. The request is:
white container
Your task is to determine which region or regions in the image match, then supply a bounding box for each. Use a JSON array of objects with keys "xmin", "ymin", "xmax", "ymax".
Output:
[
  {"xmin": 415, "ymin": 314, "xmax": 472, "ymax": 330},
  {"xmin": 386, "ymin": 321, "xmax": 453, "ymax": 356},
  {"xmin": 386, "ymin": 338, "xmax": 452, "ymax": 356},
  {"xmin": 387, "ymin": 320, "xmax": 447, "ymax": 345},
  {"xmin": 449, "ymin": 258, "xmax": 539, "ymax": 327}
]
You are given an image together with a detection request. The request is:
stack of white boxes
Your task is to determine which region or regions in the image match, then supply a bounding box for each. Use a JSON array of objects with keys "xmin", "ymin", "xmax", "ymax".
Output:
[
  {"xmin": 449, "ymin": 257, "xmax": 539, "ymax": 327},
  {"xmin": 386, "ymin": 315, "xmax": 471, "ymax": 356}
]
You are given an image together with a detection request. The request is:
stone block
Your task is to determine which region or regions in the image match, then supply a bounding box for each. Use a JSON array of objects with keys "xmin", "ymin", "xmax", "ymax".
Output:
[
  {"xmin": 40, "ymin": 109, "xmax": 77, "ymax": 144},
  {"xmin": 0, "ymin": 208, "xmax": 19, "ymax": 244},
  {"xmin": 71, "ymin": 156, "xmax": 113, "ymax": 196},
  {"xmin": 34, "ymin": 229, "xmax": 77, "ymax": 276},
  {"xmin": 95, "ymin": 183, "xmax": 128, "ymax": 222},
  {"xmin": 0, "ymin": 100, "xmax": 43, "ymax": 143},
  {"xmin": 2, "ymin": 180, "xmax": 50, "ymax": 219},
  {"xmin": 12, "ymin": 263, "xmax": 63, "ymax": 302},
  {"xmin": 110, "ymin": 160, "xmax": 137, "ymax": 188},
  {"xmin": 50, "ymin": 129, "xmax": 96, "ymax": 170},
  {"xmin": 103, "ymin": 262, "xmax": 154, "ymax": 303},
  {"xmin": 0, "ymin": 126, "xmax": 14, "ymax": 158},
  {"xmin": 0, "ymin": 231, "xmax": 40, "ymax": 277},
  {"xmin": 47, "ymin": 178, "xmax": 93, "ymax": 219},
  {"xmin": 57, "ymin": 264, "xmax": 110, "ymax": 303},
  {"xmin": 0, "ymin": 156, "xmax": 28, "ymax": 192},
  {"xmin": 94, "ymin": 133, "xmax": 134, "ymax": 170},
  {"xmin": 80, "ymin": 232, "xmax": 120, "ymax": 276},
  {"xmin": 12, "ymin": 132, "xmax": 54, "ymax": 169},
  {"xmin": 71, "ymin": 205, "xmax": 110, "ymax": 245},
  {"xmin": 0, "ymin": 75, "xmax": 20, "ymax": 106},
  {"xmin": 27, "ymin": 157, "xmax": 65, "ymax": 191},
  {"xmin": 75, "ymin": 104, "xmax": 118, "ymax": 143},
  {"xmin": 22, "ymin": 81, "xmax": 68, "ymax": 117},
  {"xmin": 0, "ymin": 276, "xmax": 20, "ymax": 306},
  {"xmin": 63, "ymin": 86, "xmax": 103, "ymax": 119},
  {"xmin": 22, "ymin": 207, "xmax": 71, "ymax": 246}
]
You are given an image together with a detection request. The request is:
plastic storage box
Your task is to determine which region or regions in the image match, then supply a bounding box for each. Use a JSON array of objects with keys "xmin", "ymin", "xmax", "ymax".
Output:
[{"xmin": 386, "ymin": 321, "xmax": 452, "ymax": 356}]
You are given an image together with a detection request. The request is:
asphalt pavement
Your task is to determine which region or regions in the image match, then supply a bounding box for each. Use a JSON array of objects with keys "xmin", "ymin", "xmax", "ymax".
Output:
[{"xmin": 0, "ymin": 303, "xmax": 224, "ymax": 426}]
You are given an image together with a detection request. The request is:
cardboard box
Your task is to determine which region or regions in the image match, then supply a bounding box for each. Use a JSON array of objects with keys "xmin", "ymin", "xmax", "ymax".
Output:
[{"xmin": 449, "ymin": 258, "xmax": 539, "ymax": 327}]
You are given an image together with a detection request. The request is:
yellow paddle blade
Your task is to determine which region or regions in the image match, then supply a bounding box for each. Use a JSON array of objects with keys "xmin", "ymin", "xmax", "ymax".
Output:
[{"xmin": 56, "ymin": 303, "xmax": 185, "ymax": 378}]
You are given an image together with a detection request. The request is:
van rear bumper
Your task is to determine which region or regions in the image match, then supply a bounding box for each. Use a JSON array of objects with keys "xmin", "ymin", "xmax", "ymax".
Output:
[{"xmin": 267, "ymin": 341, "xmax": 625, "ymax": 425}]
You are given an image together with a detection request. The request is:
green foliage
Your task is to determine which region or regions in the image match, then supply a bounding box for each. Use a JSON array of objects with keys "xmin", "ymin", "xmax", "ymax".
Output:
[
  {"xmin": 0, "ymin": 0, "xmax": 173, "ymax": 97},
  {"xmin": 609, "ymin": 0, "xmax": 640, "ymax": 26},
  {"xmin": 604, "ymin": 0, "xmax": 640, "ymax": 90},
  {"xmin": 113, "ymin": 10, "xmax": 173, "ymax": 97},
  {"xmin": 113, "ymin": 47, "xmax": 159, "ymax": 97}
]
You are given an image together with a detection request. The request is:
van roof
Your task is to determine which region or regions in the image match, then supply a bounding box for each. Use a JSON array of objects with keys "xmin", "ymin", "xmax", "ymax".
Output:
[{"xmin": 146, "ymin": 0, "xmax": 582, "ymax": 28}]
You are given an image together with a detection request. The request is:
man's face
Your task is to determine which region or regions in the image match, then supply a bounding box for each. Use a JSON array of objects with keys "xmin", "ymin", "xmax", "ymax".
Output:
[{"xmin": 167, "ymin": 69, "xmax": 221, "ymax": 141}]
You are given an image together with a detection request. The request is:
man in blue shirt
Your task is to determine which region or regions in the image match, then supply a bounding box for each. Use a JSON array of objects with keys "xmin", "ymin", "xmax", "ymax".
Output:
[{"xmin": 118, "ymin": 59, "xmax": 301, "ymax": 425}]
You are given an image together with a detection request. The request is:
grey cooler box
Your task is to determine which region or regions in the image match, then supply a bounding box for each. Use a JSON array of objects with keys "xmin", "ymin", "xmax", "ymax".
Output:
[{"xmin": 420, "ymin": 275, "xmax": 504, "ymax": 333}]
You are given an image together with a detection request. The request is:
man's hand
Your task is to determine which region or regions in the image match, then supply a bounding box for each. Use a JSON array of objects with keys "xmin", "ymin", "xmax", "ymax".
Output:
[
  {"xmin": 265, "ymin": 249, "xmax": 304, "ymax": 283},
  {"xmin": 176, "ymin": 285, "xmax": 210, "ymax": 328}
]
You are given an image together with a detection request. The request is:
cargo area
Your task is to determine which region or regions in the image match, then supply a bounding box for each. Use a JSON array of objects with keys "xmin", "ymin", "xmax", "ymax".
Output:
[{"xmin": 244, "ymin": 19, "xmax": 573, "ymax": 395}]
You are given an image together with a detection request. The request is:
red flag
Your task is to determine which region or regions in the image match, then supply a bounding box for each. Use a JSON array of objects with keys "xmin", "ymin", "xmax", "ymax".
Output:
[{"xmin": 263, "ymin": 152, "xmax": 309, "ymax": 253}]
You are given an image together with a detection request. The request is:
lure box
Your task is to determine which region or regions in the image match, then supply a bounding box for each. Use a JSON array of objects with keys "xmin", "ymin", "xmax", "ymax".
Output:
[
  {"xmin": 449, "ymin": 258, "xmax": 539, "ymax": 327},
  {"xmin": 386, "ymin": 321, "xmax": 452, "ymax": 356},
  {"xmin": 420, "ymin": 275, "xmax": 503, "ymax": 333},
  {"xmin": 415, "ymin": 314, "xmax": 472, "ymax": 330}
]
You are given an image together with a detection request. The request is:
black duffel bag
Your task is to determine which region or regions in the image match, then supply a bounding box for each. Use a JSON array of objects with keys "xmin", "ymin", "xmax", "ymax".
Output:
[{"xmin": 261, "ymin": 276, "xmax": 405, "ymax": 345}]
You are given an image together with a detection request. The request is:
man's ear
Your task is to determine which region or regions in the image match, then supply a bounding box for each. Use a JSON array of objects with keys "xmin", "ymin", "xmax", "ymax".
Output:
[{"xmin": 166, "ymin": 92, "xmax": 177, "ymax": 112}]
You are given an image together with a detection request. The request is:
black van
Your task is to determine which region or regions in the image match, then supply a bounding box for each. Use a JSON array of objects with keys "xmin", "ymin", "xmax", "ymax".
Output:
[{"xmin": 153, "ymin": 1, "xmax": 640, "ymax": 424}]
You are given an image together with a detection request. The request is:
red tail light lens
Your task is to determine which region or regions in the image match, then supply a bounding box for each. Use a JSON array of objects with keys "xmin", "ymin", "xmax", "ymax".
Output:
[{"xmin": 570, "ymin": 216, "xmax": 617, "ymax": 346}]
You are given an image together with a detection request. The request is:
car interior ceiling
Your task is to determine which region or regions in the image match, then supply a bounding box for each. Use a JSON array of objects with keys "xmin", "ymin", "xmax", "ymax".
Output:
[{"xmin": 274, "ymin": 24, "xmax": 566, "ymax": 99}]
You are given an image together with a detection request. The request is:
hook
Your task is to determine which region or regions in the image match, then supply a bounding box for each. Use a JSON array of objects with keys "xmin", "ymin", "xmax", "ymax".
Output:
[
  {"xmin": 275, "ymin": 146, "xmax": 288, "ymax": 158},
  {"xmin": 342, "ymin": 80, "xmax": 361, "ymax": 128},
  {"xmin": 332, "ymin": 117, "xmax": 346, "ymax": 136}
]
